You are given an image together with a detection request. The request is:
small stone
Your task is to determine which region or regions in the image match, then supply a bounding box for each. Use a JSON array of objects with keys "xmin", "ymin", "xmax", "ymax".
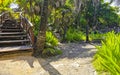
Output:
[{"xmin": 71, "ymin": 62, "xmax": 80, "ymax": 67}]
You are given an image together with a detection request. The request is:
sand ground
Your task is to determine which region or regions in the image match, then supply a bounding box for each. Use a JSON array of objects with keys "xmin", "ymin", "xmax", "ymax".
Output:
[{"xmin": 0, "ymin": 43, "xmax": 97, "ymax": 75}]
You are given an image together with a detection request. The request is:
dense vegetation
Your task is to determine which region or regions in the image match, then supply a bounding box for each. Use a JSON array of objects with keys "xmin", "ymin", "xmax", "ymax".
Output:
[
  {"xmin": 0, "ymin": 0, "xmax": 120, "ymax": 74},
  {"xmin": 93, "ymin": 31, "xmax": 120, "ymax": 75}
]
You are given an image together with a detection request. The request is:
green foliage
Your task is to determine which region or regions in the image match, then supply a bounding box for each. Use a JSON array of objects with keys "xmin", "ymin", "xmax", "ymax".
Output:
[
  {"xmin": 89, "ymin": 32, "xmax": 105, "ymax": 41},
  {"xmin": 46, "ymin": 31, "xmax": 58, "ymax": 47},
  {"xmin": 42, "ymin": 31, "xmax": 62, "ymax": 56},
  {"xmin": 80, "ymin": 15, "xmax": 87, "ymax": 25},
  {"xmin": 33, "ymin": 16, "xmax": 40, "ymax": 36},
  {"xmin": 96, "ymin": 2, "xmax": 120, "ymax": 27},
  {"xmin": 65, "ymin": 28, "xmax": 86, "ymax": 42},
  {"xmin": 65, "ymin": 0, "xmax": 74, "ymax": 8},
  {"xmin": 0, "ymin": 0, "xmax": 13, "ymax": 7},
  {"xmin": 79, "ymin": 0, "xmax": 120, "ymax": 31},
  {"xmin": 65, "ymin": 28, "xmax": 107, "ymax": 42},
  {"xmin": 42, "ymin": 48, "xmax": 62, "ymax": 56},
  {"xmin": 0, "ymin": 0, "xmax": 13, "ymax": 12},
  {"xmin": 93, "ymin": 31, "xmax": 120, "ymax": 75}
]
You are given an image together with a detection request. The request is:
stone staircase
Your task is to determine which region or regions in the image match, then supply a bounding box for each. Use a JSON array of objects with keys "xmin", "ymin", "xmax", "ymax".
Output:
[{"xmin": 0, "ymin": 19, "xmax": 33, "ymax": 52}]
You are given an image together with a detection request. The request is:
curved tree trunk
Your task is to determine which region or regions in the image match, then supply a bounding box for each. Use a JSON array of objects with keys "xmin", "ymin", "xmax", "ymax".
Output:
[{"xmin": 34, "ymin": 0, "xmax": 49, "ymax": 56}]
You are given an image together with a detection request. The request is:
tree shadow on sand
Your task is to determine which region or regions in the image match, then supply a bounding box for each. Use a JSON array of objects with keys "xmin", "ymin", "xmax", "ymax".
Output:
[
  {"xmin": 0, "ymin": 43, "xmax": 96, "ymax": 75},
  {"xmin": 12, "ymin": 56, "xmax": 61, "ymax": 75}
]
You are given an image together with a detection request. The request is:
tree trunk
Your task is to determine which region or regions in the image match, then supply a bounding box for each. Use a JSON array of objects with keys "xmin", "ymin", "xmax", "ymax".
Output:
[
  {"xmin": 34, "ymin": 0, "xmax": 49, "ymax": 56},
  {"xmin": 86, "ymin": 24, "xmax": 89, "ymax": 43}
]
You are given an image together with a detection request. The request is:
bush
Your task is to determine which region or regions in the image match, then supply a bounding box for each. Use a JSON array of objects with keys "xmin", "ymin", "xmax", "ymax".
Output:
[
  {"xmin": 42, "ymin": 31, "xmax": 62, "ymax": 56},
  {"xmin": 42, "ymin": 48, "xmax": 62, "ymax": 56},
  {"xmin": 93, "ymin": 31, "xmax": 120, "ymax": 75},
  {"xmin": 89, "ymin": 32, "xmax": 105, "ymax": 41},
  {"xmin": 46, "ymin": 31, "xmax": 58, "ymax": 47},
  {"xmin": 65, "ymin": 28, "xmax": 106, "ymax": 42},
  {"xmin": 65, "ymin": 28, "xmax": 86, "ymax": 42}
]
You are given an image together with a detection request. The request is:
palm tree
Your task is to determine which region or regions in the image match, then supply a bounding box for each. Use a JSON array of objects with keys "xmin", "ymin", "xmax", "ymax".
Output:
[{"xmin": 34, "ymin": 0, "xmax": 49, "ymax": 56}]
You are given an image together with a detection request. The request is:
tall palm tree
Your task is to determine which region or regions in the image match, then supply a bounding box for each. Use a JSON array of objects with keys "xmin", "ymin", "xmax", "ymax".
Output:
[{"xmin": 34, "ymin": 0, "xmax": 49, "ymax": 56}]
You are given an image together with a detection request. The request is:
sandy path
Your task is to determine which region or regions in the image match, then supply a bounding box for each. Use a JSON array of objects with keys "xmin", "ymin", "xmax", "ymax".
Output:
[{"xmin": 0, "ymin": 43, "xmax": 97, "ymax": 75}]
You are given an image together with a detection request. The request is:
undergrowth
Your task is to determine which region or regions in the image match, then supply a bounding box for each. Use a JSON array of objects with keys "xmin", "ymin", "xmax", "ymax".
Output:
[
  {"xmin": 89, "ymin": 32, "xmax": 105, "ymax": 41},
  {"xmin": 93, "ymin": 31, "xmax": 120, "ymax": 75},
  {"xmin": 65, "ymin": 28, "xmax": 105, "ymax": 42},
  {"xmin": 42, "ymin": 31, "xmax": 62, "ymax": 56},
  {"xmin": 65, "ymin": 28, "xmax": 86, "ymax": 42}
]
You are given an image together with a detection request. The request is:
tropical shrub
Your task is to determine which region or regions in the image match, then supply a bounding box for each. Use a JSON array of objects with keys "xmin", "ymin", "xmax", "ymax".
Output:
[
  {"xmin": 65, "ymin": 28, "xmax": 107, "ymax": 42},
  {"xmin": 65, "ymin": 28, "xmax": 86, "ymax": 42},
  {"xmin": 89, "ymin": 32, "xmax": 105, "ymax": 41},
  {"xmin": 93, "ymin": 31, "xmax": 120, "ymax": 75},
  {"xmin": 42, "ymin": 31, "xmax": 62, "ymax": 56},
  {"xmin": 46, "ymin": 31, "xmax": 58, "ymax": 47}
]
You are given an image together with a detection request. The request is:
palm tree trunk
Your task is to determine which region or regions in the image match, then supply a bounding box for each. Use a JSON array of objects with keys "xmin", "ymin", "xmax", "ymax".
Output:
[{"xmin": 34, "ymin": 0, "xmax": 49, "ymax": 56}]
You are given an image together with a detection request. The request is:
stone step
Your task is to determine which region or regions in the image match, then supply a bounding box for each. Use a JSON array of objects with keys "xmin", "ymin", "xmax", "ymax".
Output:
[
  {"xmin": 0, "ymin": 35, "xmax": 27, "ymax": 39},
  {"xmin": 0, "ymin": 39, "xmax": 29, "ymax": 44},
  {"xmin": 0, "ymin": 46, "xmax": 33, "ymax": 52},
  {"xmin": 0, "ymin": 32, "xmax": 25, "ymax": 35}
]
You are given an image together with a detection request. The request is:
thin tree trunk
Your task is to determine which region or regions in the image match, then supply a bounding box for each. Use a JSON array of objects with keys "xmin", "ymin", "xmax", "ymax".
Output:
[
  {"xmin": 29, "ymin": 0, "xmax": 33, "ymax": 22},
  {"xmin": 86, "ymin": 24, "xmax": 89, "ymax": 42},
  {"xmin": 34, "ymin": 0, "xmax": 49, "ymax": 56}
]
